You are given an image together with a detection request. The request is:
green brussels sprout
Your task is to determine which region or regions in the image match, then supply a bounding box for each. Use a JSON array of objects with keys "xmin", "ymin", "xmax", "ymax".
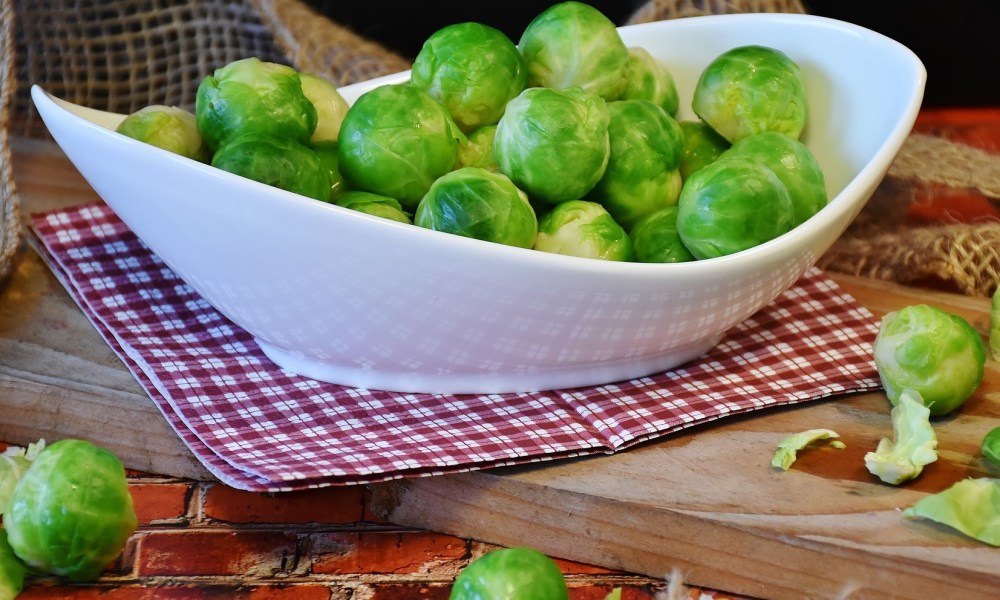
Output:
[
  {"xmin": 299, "ymin": 72, "xmax": 350, "ymax": 143},
  {"xmin": 212, "ymin": 132, "xmax": 332, "ymax": 202},
  {"xmin": 981, "ymin": 427, "xmax": 1000, "ymax": 467},
  {"xmin": 4, "ymin": 439, "xmax": 137, "ymax": 582},
  {"xmin": 338, "ymin": 83, "xmax": 461, "ymax": 211},
  {"xmin": 902, "ymin": 478, "xmax": 1000, "ymax": 546},
  {"xmin": 534, "ymin": 200, "xmax": 633, "ymax": 261},
  {"xmin": 494, "ymin": 86, "xmax": 610, "ymax": 204},
  {"xmin": 411, "ymin": 22, "xmax": 526, "ymax": 133},
  {"xmin": 0, "ymin": 529, "xmax": 27, "ymax": 600},
  {"xmin": 415, "ymin": 167, "xmax": 537, "ymax": 248},
  {"xmin": 115, "ymin": 105, "xmax": 209, "ymax": 161},
  {"xmin": 449, "ymin": 547, "xmax": 569, "ymax": 600},
  {"xmin": 692, "ymin": 45, "xmax": 808, "ymax": 143},
  {"xmin": 311, "ymin": 140, "xmax": 348, "ymax": 201},
  {"xmin": 725, "ymin": 131, "xmax": 827, "ymax": 227},
  {"xmin": 864, "ymin": 389, "xmax": 938, "ymax": 485},
  {"xmin": 620, "ymin": 46, "xmax": 679, "ymax": 116},
  {"xmin": 518, "ymin": 1, "xmax": 629, "ymax": 100},
  {"xmin": 586, "ymin": 99, "xmax": 684, "ymax": 230},
  {"xmin": 336, "ymin": 190, "xmax": 412, "ymax": 224},
  {"xmin": 678, "ymin": 120, "xmax": 730, "ymax": 180},
  {"xmin": 873, "ymin": 304, "xmax": 986, "ymax": 417},
  {"xmin": 195, "ymin": 57, "xmax": 317, "ymax": 151},
  {"xmin": 675, "ymin": 156, "xmax": 794, "ymax": 259},
  {"xmin": 629, "ymin": 206, "xmax": 695, "ymax": 264},
  {"xmin": 456, "ymin": 125, "xmax": 499, "ymax": 172}
]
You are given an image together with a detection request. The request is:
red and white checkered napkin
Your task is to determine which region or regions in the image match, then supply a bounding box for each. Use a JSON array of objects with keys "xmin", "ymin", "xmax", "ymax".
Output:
[{"xmin": 30, "ymin": 202, "xmax": 882, "ymax": 492}]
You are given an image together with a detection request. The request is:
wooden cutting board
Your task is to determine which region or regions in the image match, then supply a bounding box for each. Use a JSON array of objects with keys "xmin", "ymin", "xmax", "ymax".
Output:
[{"xmin": 3, "ymin": 140, "xmax": 999, "ymax": 599}]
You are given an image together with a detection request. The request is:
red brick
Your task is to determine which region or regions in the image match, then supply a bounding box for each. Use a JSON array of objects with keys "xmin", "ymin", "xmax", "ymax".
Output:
[
  {"xmin": 246, "ymin": 584, "xmax": 336, "ymax": 599},
  {"xmin": 553, "ymin": 556, "xmax": 625, "ymax": 576},
  {"xmin": 362, "ymin": 583, "xmax": 453, "ymax": 600},
  {"xmin": 201, "ymin": 483, "xmax": 365, "ymax": 524},
  {"xmin": 566, "ymin": 584, "xmax": 662, "ymax": 599},
  {"xmin": 310, "ymin": 531, "xmax": 467, "ymax": 575},
  {"xmin": 135, "ymin": 530, "xmax": 298, "ymax": 577},
  {"xmin": 17, "ymin": 585, "xmax": 230, "ymax": 599},
  {"xmin": 128, "ymin": 481, "xmax": 193, "ymax": 525}
]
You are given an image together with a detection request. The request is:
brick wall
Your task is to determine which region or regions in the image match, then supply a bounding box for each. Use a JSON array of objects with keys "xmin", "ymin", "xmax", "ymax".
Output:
[{"xmin": 2, "ymin": 457, "xmax": 741, "ymax": 599}]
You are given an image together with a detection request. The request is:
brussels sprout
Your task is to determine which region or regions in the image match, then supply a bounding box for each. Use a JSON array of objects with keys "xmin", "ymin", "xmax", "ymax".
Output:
[
  {"xmin": 725, "ymin": 131, "xmax": 827, "ymax": 227},
  {"xmin": 449, "ymin": 547, "xmax": 569, "ymax": 600},
  {"xmin": 620, "ymin": 46, "xmax": 679, "ymax": 116},
  {"xmin": 518, "ymin": 1, "xmax": 629, "ymax": 100},
  {"xmin": 771, "ymin": 429, "xmax": 844, "ymax": 471},
  {"xmin": 991, "ymin": 285, "xmax": 999, "ymax": 361},
  {"xmin": 415, "ymin": 167, "xmax": 537, "ymax": 248},
  {"xmin": 195, "ymin": 57, "xmax": 317, "ymax": 151},
  {"xmin": 338, "ymin": 83, "xmax": 461, "ymax": 211},
  {"xmin": 456, "ymin": 125, "xmax": 499, "ymax": 172},
  {"xmin": 4, "ymin": 439, "xmax": 137, "ymax": 582},
  {"xmin": 336, "ymin": 190, "xmax": 412, "ymax": 224},
  {"xmin": 587, "ymin": 99, "xmax": 684, "ymax": 230},
  {"xmin": 494, "ymin": 86, "xmax": 610, "ymax": 204},
  {"xmin": 0, "ymin": 529, "xmax": 27, "ymax": 600},
  {"xmin": 212, "ymin": 132, "xmax": 332, "ymax": 202},
  {"xmin": 981, "ymin": 427, "xmax": 1000, "ymax": 467},
  {"xmin": 629, "ymin": 206, "xmax": 695, "ymax": 264},
  {"xmin": 534, "ymin": 200, "xmax": 632, "ymax": 261},
  {"xmin": 678, "ymin": 120, "xmax": 730, "ymax": 180},
  {"xmin": 692, "ymin": 45, "xmax": 808, "ymax": 143},
  {"xmin": 311, "ymin": 140, "xmax": 348, "ymax": 201},
  {"xmin": 873, "ymin": 304, "xmax": 986, "ymax": 417},
  {"xmin": 902, "ymin": 478, "xmax": 1000, "ymax": 546},
  {"xmin": 675, "ymin": 156, "xmax": 794, "ymax": 259},
  {"xmin": 115, "ymin": 105, "xmax": 209, "ymax": 161},
  {"xmin": 299, "ymin": 72, "xmax": 350, "ymax": 143},
  {"xmin": 864, "ymin": 389, "xmax": 938, "ymax": 485},
  {"xmin": 411, "ymin": 22, "xmax": 526, "ymax": 133}
]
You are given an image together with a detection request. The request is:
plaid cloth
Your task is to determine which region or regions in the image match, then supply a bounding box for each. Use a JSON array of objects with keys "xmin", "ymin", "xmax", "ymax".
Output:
[{"xmin": 29, "ymin": 202, "xmax": 881, "ymax": 492}]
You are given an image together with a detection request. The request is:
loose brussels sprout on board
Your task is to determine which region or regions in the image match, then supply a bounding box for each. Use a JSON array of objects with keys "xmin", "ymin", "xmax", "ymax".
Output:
[
  {"xmin": 873, "ymin": 304, "xmax": 986, "ymax": 417},
  {"xmin": 587, "ymin": 99, "xmax": 684, "ymax": 230},
  {"xmin": 4, "ymin": 439, "xmax": 137, "ymax": 582},
  {"xmin": 692, "ymin": 45, "xmax": 808, "ymax": 143},
  {"xmin": 534, "ymin": 200, "xmax": 633, "ymax": 261},
  {"xmin": 115, "ymin": 105, "xmax": 209, "ymax": 161},
  {"xmin": 212, "ymin": 132, "xmax": 332, "ymax": 202},
  {"xmin": 299, "ymin": 72, "xmax": 350, "ymax": 143},
  {"xmin": 336, "ymin": 191, "xmax": 412, "ymax": 224},
  {"xmin": 449, "ymin": 547, "xmax": 569, "ymax": 600},
  {"xmin": 0, "ymin": 530, "xmax": 26, "ymax": 600},
  {"xmin": 195, "ymin": 57, "xmax": 317, "ymax": 151},
  {"xmin": 725, "ymin": 131, "xmax": 827, "ymax": 227},
  {"xmin": 675, "ymin": 155, "xmax": 794, "ymax": 259},
  {"xmin": 338, "ymin": 83, "xmax": 461, "ymax": 211},
  {"xmin": 678, "ymin": 120, "xmax": 730, "ymax": 180},
  {"xmin": 619, "ymin": 46, "xmax": 680, "ymax": 116},
  {"xmin": 629, "ymin": 206, "xmax": 695, "ymax": 264},
  {"xmin": 494, "ymin": 86, "xmax": 610, "ymax": 204},
  {"xmin": 518, "ymin": 1, "xmax": 629, "ymax": 100},
  {"xmin": 415, "ymin": 167, "xmax": 537, "ymax": 248},
  {"xmin": 411, "ymin": 22, "xmax": 527, "ymax": 133},
  {"xmin": 981, "ymin": 427, "xmax": 1000, "ymax": 468}
]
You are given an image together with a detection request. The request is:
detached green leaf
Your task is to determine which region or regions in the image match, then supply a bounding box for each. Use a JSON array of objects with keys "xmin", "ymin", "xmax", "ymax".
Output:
[
  {"xmin": 903, "ymin": 478, "xmax": 1000, "ymax": 546},
  {"xmin": 0, "ymin": 529, "xmax": 28, "ymax": 600},
  {"xmin": 603, "ymin": 588, "xmax": 622, "ymax": 600},
  {"xmin": 865, "ymin": 389, "xmax": 938, "ymax": 485},
  {"xmin": 0, "ymin": 440, "xmax": 45, "ymax": 515},
  {"xmin": 771, "ymin": 428, "xmax": 844, "ymax": 471}
]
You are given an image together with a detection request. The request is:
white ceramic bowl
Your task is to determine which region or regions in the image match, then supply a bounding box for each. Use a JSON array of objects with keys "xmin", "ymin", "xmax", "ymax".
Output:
[{"xmin": 32, "ymin": 13, "xmax": 924, "ymax": 394}]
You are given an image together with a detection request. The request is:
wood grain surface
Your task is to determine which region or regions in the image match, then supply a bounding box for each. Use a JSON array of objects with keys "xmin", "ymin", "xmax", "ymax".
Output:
[{"xmin": 4, "ymin": 139, "xmax": 999, "ymax": 599}]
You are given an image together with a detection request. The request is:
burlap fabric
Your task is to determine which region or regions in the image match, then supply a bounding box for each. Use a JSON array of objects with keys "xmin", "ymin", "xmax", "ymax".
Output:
[{"xmin": 4, "ymin": 0, "xmax": 995, "ymax": 298}]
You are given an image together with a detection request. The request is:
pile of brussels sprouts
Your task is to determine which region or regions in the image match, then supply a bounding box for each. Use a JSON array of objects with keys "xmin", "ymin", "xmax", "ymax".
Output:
[{"xmin": 115, "ymin": 1, "xmax": 826, "ymax": 263}]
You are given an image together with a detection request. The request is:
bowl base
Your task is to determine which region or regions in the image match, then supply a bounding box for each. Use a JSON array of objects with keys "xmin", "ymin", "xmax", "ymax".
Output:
[{"xmin": 254, "ymin": 336, "xmax": 722, "ymax": 395}]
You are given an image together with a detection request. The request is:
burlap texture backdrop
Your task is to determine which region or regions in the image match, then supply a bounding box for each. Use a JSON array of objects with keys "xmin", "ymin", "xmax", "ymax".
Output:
[{"xmin": 2, "ymin": 0, "xmax": 996, "ymax": 297}]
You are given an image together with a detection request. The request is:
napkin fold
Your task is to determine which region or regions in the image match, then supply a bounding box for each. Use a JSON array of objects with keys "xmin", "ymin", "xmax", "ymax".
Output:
[{"xmin": 30, "ymin": 202, "xmax": 881, "ymax": 492}]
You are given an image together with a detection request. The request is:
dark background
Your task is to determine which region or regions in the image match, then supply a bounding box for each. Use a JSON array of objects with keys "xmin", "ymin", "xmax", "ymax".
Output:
[{"xmin": 305, "ymin": 0, "xmax": 999, "ymax": 107}]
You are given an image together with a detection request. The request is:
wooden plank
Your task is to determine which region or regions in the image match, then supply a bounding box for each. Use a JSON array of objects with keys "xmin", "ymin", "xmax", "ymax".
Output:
[{"xmin": 368, "ymin": 279, "xmax": 1000, "ymax": 599}]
